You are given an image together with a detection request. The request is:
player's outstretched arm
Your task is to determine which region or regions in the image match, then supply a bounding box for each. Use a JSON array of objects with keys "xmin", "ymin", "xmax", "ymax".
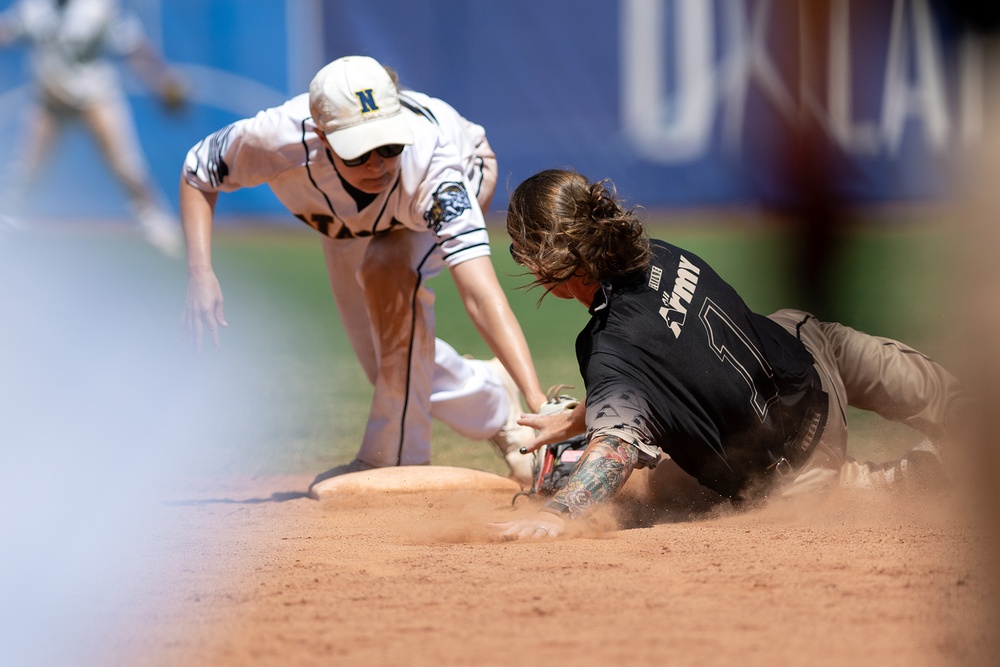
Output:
[
  {"xmin": 124, "ymin": 37, "xmax": 188, "ymax": 111},
  {"xmin": 490, "ymin": 434, "xmax": 639, "ymax": 540},
  {"xmin": 450, "ymin": 255, "xmax": 547, "ymax": 412},
  {"xmin": 179, "ymin": 180, "xmax": 226, "ymax": 352}
]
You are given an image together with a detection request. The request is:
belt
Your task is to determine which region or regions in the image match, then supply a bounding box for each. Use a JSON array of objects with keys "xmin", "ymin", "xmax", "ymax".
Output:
[{"xmin": 768, "ymin": 365, "xmax": 829, "ymax": 477}]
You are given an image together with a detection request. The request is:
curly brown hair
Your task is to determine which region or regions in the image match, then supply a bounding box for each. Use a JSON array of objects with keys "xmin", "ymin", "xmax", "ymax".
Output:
[{"xmin": 506, "ymin": 169, "xmax": 651, "ymax": 295}]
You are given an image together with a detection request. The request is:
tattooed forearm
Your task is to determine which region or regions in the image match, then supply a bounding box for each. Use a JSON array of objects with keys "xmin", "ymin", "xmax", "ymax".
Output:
[{"xmin": 545, "ymin": 435, "xmax": 639, "ymax": 519}]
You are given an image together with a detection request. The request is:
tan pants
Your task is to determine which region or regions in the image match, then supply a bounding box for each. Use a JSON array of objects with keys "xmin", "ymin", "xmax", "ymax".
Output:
[
  {"xmin": 632, "ymin": 310, "xmax": 964, "ymax": 507},
  {"xmin": 767, "ymin": 310, "xmax": 963, "ymax": 495}
]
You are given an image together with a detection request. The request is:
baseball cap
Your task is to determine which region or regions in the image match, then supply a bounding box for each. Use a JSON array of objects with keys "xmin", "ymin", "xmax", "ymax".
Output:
[{"xmin": 309, "ymin": 55, "xmax": 414, "ymax": 160}]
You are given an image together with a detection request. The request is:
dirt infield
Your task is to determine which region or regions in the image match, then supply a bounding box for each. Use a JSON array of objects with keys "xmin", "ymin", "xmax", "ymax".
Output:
[
  {"xmin": 1, "ymin": 227, "xmax": 996, "ymax": 666},
  {"xmin": 61, "ymin": 473, "xmax": 995, "ymax": 667}
]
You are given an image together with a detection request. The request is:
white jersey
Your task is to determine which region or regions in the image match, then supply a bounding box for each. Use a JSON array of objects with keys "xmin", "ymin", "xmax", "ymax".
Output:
[
  {"xmin": 402, "ymin": 90, "xmax": 492, "ymax": 203},
  {"xmin": 183, "ymin": 90, "xmax": 491, "ymax": 268},
  {"xmin": 0, "ymin": 0, "xmax": 144, "ymax": 108}
]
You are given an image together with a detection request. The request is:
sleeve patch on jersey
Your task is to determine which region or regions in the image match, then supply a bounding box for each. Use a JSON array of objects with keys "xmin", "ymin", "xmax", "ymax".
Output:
[{"xmin": 423, "ymin": 182, "xmax": 471, "ymax": 230}]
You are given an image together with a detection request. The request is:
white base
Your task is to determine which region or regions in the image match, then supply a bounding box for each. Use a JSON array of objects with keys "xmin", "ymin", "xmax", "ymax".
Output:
[{"xmin": 309, "ymin": 465, "xmax": 522, "ymax": 499}]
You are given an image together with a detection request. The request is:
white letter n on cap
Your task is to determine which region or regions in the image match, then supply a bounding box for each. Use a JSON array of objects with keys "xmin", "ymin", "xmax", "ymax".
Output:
[{"xmin": 355, "ymin": 89, "xmax": 379, "ymax": 113}]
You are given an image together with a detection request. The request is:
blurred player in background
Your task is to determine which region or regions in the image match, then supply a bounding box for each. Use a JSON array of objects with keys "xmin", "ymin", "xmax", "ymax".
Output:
[
  {"xmin": 180, "ymin": 55, "xmax": 548, "ymax": 488},
  {"xmin": 0, "ymin": 0, "xmax": 186, "ymax": 256},
  {"xmin": 494, "ymin": 169, "xmax": 968, "ymax": 540}
]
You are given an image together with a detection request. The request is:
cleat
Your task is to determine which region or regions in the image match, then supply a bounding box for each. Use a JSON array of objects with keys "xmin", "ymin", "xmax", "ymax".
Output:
[
  {"xmin": 309, "ymin": 458, "xmax": 377, "ymax": 490},
  {"xmin": 136, "ymin": 207, "xmax": 183, "ymax": 258},
  {"xmin": 900, "ymin": 439, "xmax": 948, "ymax": 493},
  {"xmin": 851, "ymin": 439, "xmax": 948, "ymax": 493}
]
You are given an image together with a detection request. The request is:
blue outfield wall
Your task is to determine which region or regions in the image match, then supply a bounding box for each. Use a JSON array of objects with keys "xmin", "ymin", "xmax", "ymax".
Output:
[{"xmin": 0, "ymin": 0, "xmax": 981, "ymax": 220}]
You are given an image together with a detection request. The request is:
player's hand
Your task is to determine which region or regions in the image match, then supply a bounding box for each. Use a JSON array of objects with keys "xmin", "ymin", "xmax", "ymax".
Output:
[
  {"xmin": 489, "ymin": 512, "xmax": 566, "ymax": 541},
  {"xmin": 159, "ymin": 73, "xmax": 188, "ymax": 112},
  {"xmin": 181, "ymin": 271, "xmax": 227, "ymax": 353},
  {"xmin": 516, "ymin": 407, "xmax": 583, "ymax": 454}
]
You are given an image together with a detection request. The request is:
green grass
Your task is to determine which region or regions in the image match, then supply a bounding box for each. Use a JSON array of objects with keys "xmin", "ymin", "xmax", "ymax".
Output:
[{"xmin": 0, "ymin": 214, "xmax": 955, "ymax": 479}]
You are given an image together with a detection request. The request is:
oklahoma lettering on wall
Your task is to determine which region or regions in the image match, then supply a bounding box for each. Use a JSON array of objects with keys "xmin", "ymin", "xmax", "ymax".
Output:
[{"xmin": 0, "ymin": 0, "xmax": 982, "ymax": 216}]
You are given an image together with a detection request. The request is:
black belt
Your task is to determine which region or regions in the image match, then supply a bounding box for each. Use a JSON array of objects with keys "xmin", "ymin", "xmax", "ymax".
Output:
[{"xmin": 769, "ymin": 365, "xmax": 829, "ymax": 477}]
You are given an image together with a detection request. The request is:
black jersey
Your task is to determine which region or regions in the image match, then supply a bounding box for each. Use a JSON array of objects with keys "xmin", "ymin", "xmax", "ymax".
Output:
[{"xmin": 577, "ymin": 240, "xmax": 825, "ymax": 499}]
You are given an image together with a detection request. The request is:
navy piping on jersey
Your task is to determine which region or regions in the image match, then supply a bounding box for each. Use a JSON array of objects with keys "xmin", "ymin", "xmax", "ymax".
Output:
[
  {"xmin": 436, "ymin": 226, "xmax": 489, "ymax": 260},
  {"xmin": 368, "ymin": 175, "xmax": 401, "ymax": 236},
  {"xmin": 440, "ymin": 241, "xmax": 490, "ymax": 262},
  {"xmin": 299, "ymin": 118, "xmax": 405, "ymax": 238},
  {"xmin": 325, "ymin": 147, "xmax": 378, "ymax": 210},
  {"xmin": 470, "ymin": 156, "xmax": 484, "ymax": 198},
  {"xmin": 442, "ymin": 226, "xmax": 486, "ymax": 239},
  {"xmin": 300, "ymin": 118, "xmax": 340, "ymax": 231},
  {"xmin": 400, "ymin": 97, "xmax": 439, "ymax": 125},
  {"xmin": 395, "ymin": 240, "xmax": 440, "ymax": 466},
  {"xmin": 399, "ymin": 96, "xmax": 486, "ymax": 201}
]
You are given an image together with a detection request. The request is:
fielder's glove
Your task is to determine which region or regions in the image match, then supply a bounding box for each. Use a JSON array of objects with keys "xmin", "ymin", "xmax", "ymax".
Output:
[
  {"xmin": 538, "ymin": 384, "xmax": 579, "ymax": 416},
  {"xmin": 512, "ymin": 385, "xmax": 582, "ymax": 504}
]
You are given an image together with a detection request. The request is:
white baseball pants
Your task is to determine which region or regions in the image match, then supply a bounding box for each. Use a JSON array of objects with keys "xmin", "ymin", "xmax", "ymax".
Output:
[{"xmin": 321, "ymin": 230, "xmax": 509, "ymax": 467}]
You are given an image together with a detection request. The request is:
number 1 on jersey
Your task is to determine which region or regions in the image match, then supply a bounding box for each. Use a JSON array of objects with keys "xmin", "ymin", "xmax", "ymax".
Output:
[{"xmin": 699, "ymin": 299, "xmax": 777, "ymax": 421}]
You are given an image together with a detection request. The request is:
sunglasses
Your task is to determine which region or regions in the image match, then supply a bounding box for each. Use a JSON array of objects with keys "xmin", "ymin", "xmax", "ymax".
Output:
[{"xmin": 340, "ymin": 144, "xmax": 406, "ymax": 167}]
